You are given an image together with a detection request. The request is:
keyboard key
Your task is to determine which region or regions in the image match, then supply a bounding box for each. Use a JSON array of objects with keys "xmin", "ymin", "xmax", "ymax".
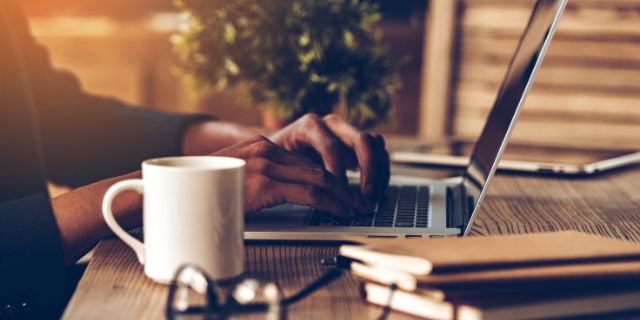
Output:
[
  {"xmin": 395, "ymin": 222, "xmax": 414, "ymax": 227},
  {"xmin": 376, "ymin": 212, "xmax": 395, "ymax": 216},
  {"xmin": 308, "ymin": 220, "xmax": 320, "ymax": 226},
  {"xmin": 320, "ymin": 218, "xmax": 332, "ymax": 224},
  {"xmin": 376, "ymin": 214, "xmax": 395, "ymax": 218},
  {"xmin": 353, "ymin": 219, "xmax": 373, "ymax": 226},
  {"xmin": 396, "ymin": 212, "xmax": 415, "ymax": 216},
  {"xmin": 332, "ymin": 218, "xmax": 353, "ymax": 226},
  {"xmin": 374, "ymin": 223, "xmax": 393, "ymax": 227},
  {"xmin": 313, "ymin": 210, "xmax": 333, "ymax": 217}
]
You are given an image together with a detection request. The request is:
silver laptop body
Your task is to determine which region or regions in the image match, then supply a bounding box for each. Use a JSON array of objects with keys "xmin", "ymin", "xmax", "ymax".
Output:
[{"xmin": 245, "ymin": 0, "xmax": 567, "ymax": 240}]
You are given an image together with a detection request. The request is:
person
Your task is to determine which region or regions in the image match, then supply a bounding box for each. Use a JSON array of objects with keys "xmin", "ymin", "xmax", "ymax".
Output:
[{"xmin": 0, "ymin": 0, "xmax": 390, "ymax": 318}]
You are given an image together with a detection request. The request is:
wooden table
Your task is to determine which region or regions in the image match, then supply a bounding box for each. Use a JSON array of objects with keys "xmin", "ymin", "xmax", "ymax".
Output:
[{"xmin": 61, "ymin": 164, "xmax": 640, "ymax": 320}]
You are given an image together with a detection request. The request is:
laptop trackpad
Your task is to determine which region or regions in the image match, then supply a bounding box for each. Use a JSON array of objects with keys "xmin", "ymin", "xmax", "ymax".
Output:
[{"xmin": 245, "ymin": 203, "xmax": 310, "ymax": 231}]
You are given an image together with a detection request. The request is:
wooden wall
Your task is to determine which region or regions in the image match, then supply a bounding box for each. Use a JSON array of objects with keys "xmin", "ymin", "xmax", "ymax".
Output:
[{"xmin": 454, "ymin": 0, "xmax": 640, "ymax": 149}]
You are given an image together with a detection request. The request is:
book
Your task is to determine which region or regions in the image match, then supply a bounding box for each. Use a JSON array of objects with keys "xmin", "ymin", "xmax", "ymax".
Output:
[
  {"xmin": 361, "ymin": 281, "xmax": 640, "ymax": 320},
  {"xmin": 342, "ymin": 232, "xmax": 640, "ymax": 286},
  {"xmin": 342, "ymin": 231, "xmax": 640, "ymax": 273},
  {"xmin": 342, "ymin": 232, "xmax": 640, "ymax": 319}
]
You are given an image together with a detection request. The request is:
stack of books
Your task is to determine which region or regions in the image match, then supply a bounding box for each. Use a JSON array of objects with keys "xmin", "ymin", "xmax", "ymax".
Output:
[{"xmin": 340, "ymin": 232, "xmax": 640, "ymax": 320}]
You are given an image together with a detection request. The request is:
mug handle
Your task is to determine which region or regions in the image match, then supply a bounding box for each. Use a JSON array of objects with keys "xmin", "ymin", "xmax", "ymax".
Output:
[{"xmin": 102, "ymin": 179, "xmax": 146, "ymax": 264}]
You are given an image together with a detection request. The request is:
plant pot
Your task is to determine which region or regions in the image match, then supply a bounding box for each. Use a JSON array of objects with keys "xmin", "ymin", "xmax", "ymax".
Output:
[{"xmin": 261, "ymin": 109, "xmax": 292, "ymax": 129}]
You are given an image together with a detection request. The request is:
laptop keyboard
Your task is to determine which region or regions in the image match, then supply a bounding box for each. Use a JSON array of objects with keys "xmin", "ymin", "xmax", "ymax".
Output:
[{"xmin": 306, "ymin": 186, "xmax": 429, "ymax": 228}]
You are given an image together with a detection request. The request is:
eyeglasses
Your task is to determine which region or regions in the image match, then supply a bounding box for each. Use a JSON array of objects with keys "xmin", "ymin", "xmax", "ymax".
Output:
[
  {"xmin": 166, "ymin": 263, "xmax": 398, "ymax": 320},
  {"xmin": 166, "ymin": 264, "xmax": 343, "ymax": 320}
]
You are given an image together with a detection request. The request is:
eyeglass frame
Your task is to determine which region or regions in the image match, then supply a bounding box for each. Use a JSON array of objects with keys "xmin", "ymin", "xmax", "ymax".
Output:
[{"xmin": 165, "ymin": 264, "xmax": 344, "ymax": 320}]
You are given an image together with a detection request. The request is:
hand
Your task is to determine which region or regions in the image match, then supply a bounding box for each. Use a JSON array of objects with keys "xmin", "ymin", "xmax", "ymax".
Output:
[
  {"xmin": 211, "ymin": 135, "xmax": 374, "ymax": 217},
  {"xmin": 269, "ymin": 113, "xmax": 390, "ymax": 198}
]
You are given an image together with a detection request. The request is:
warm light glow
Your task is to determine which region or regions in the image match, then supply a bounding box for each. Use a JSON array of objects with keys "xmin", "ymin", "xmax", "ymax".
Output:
[
  {"xmin": 145, "ymin": 12, "xmax": 188, "ymax": 33},
  {"xmin": 29, "ymin": 16, "xmax": 117, "ymax": 37}
]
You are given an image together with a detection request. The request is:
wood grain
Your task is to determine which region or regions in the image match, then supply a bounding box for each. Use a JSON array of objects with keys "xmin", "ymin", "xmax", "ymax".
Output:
[
  {"xmin": 468, "ymin": 166, "xmax": 640, "ymax": 241},
  {"xmin": 453, "ymin": 0, "xmax": 640, "ymax": 149},
  {"xmin": 62, "ymin": 238, "xmax": 416, "ymax": 320},
  {"xmin": 419, "ymin": 0, "xmax": 458, "ymax": 140},
  {"xmin": 62, "ymin": 164, "xmax": 640, "ymax": 319}
]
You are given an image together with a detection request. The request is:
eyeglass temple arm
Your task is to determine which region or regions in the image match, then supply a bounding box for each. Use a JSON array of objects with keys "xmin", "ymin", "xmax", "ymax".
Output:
[{"xmin": 282, "ymin": 269, "xmax": 342, "ymax": 306}]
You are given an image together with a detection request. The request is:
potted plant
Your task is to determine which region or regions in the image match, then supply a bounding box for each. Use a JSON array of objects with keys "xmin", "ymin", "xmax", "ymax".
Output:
[{"xmin": 172, "ymin": 0, "xmax": 400, "ymax": 128}]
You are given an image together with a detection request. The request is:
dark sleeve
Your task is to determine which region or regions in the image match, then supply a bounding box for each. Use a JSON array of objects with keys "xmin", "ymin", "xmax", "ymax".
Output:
[
  {"xmin": 9, "ymin": 1, "xmax": 213, "ymax": 187},
  {"xmin": 0, "ymin": 194, "xmax": 70, "ymax": 319}
]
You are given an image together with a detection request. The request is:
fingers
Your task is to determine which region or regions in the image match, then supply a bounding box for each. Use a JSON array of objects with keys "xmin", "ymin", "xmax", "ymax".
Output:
[
  {"xmin": 322, "ymin": 114, "xmax": 390, "ymax": 197},
  {"xmin": 273, "ymin": 182, "xmax": 355, "ymax": 218},
  {"xmin": 216, "ymin": 135, "xmax": 317, "ymax": 169},
  {"xmin": 222, "ymin": 135, "xmax": 373, "ymax": 217},
  {"xmin": 270, "ymin": 145, "xmax": 319, "ymax": 169},
  {"xmin": 296, "ymin": 114, "xmax": 349, "ymax": 183},
  {"xmin": 248, "ymin": 159, "xmax": 373, "ymax": 215}
]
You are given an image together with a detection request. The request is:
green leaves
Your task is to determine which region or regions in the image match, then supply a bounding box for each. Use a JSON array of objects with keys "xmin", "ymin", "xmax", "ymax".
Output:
[{"xmin": 173, "ymin": 0, "xmax": 399, "ymax": 128}]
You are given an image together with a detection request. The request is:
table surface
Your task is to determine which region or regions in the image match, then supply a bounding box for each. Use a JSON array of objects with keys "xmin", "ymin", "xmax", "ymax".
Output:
[{"xmin": 61, "ymin": 164, "xmax": 640, "ymax": 320}]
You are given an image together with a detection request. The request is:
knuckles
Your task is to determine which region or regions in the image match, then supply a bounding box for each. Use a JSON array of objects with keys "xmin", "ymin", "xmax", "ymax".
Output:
[
  {"xmin": 249, "ymin": 139, "xmax": 276, "ymax": 158},
  {"xmin": 322, "ymin": 113, "xmax": 342, "ymax": 123},
  {"xmin": 246, "ymin": 158, "xmax": 272, "ymax": 175},
  {"xmin": 248, "ymin": 134, "xmax": 269, "ymax": 143},
  {"xmin": 300, "ymin": 113, "xmax": 321, "ymax": 125},
  {"xmin": 356, "ymin": 132, "xmax": 375, "ymax": 147},
  {"xmin": 314, "ymin": 168, "xmax": 334, "ymax": 188},
  {"xmin": 301, "ymin": 185, "xmax": 321, "ymax": 203}
]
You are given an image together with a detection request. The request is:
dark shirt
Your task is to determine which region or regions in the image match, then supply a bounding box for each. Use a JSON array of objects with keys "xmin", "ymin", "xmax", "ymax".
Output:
[{"xmin": 0, "ymin": 1, "xmax": 210, "ymax": 318}]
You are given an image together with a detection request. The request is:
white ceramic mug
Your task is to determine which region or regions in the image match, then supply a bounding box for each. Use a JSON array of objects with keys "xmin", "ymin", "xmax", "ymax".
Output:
[{"xmin": 102, "ymin": 156, "xmax": 246, "ymax": 283}]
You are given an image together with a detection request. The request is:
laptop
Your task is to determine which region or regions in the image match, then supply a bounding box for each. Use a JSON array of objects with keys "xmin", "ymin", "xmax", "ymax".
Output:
[{"xmin": 244, "ymin": 0, "xmax": 568, "ymax": 240}]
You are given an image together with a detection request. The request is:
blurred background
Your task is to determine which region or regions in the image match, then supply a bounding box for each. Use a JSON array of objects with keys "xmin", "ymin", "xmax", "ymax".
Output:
[{"xmin": 20, "ymin": 0, "xmax": 640, "ymax": 149}]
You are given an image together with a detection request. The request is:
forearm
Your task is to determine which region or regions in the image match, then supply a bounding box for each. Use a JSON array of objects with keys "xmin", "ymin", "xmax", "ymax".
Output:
[
  {"xmin": 50, "ymin": 171, "xmax": 143, "ymax": 267},
  {"xmin": 50, "ymin": 121, "xmax": 272, "ymax": 267},
  {"xmin": 182, "ymin": 120, "xmax": 277, "ymax": 156}
]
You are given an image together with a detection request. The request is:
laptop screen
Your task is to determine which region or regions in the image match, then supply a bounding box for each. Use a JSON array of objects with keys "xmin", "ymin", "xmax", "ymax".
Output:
[{"xmin": 462, "ymin": 0, "xmax": 567, "ymax": 235}]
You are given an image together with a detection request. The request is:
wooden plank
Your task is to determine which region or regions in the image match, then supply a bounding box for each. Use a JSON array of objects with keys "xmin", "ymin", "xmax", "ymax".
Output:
[
  {"xmin": 62, "ymin": 237, "xmax": 416, "ymax": 320},
  {"xmin": 465, "ymin": 0, "xmax": 640, "ymax": 6},
  {"xmin": 418, "ymin": 0, "xmax": 458, "ymax": 140},
  {"xmin": 456, "ymin": 82, "xmax": 640, "ymax": 117},
  {"xmin": 470, "ymin": 166, "xmax": 640, "ymax": 241},
  {"xmin": 462, "ymin": 5, "xmax": 640, "ymax": 39},
  {"xmin": 62, "ymin": 165, "xmax": 640, "ymax": 319},
  {"xmin": 454, "ymin": 114, "xmax": 640, "ymax": 148},
  {"xmin": 461, "ymin": 37, "xmax": 640, "ymax": 68},
  {"xmin": 458, "ymin": 103, "xmax": 640, "ymax": 125},
  {"xmin": 458, "ymin": 62, "xmax": 640, "ymax": 93},
  {"xmin": 450, "ymin": 0, "xmax": 640, "ymax": 150}
]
